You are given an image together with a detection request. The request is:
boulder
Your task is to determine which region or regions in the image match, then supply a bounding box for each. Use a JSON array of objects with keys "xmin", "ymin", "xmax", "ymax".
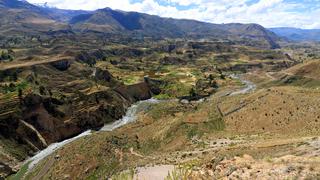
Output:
[
  {"xmin": 144, "ymin": 77, "xmax": 163, "ymax": 95},
  {"xmin": 75, "ymin": 51, "xmax": 97, "ymax": 66},
  {"xmin": 95, "ymin": 68, "xmax": 113, "ymax": 82},
  {"xmin": 22, "ymin": 94, "xmax": 43, "ymax": 109},
  {"xmin": 0, "ymin": 162, "xmax": 14, "ymax": 179},
  {"xmin": 115, "ymin": 82, "xmax": 152, "ymax": 102},
  {"xmin": 160, "ymin": 56, "xmax": 186, "ymax": 65},
  {"xmin": 50, "ymin": 60, "xmax": 71, "ymax": 71}
]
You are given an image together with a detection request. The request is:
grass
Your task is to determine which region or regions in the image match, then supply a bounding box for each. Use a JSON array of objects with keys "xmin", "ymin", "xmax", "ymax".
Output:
[
  {"xmin": 0, "ymin": 138, "xmax": 30, "ymax": 161},
  {"xmin": 122, "ymin": 76, "xmax": 140, "ymax": 85},
  {"xmin": 165, "ymin": 160, "xmax": 201, "ymax": 180},
  {"xmin": 205, "ymin": 117, "xmax": 225, "ymax": 132},
  {"xmin": 165, "ymin": 166, "xmax": 191, "ymax": 180},
  {"xmin": 160, "ymin": 82, "xmax": 192, "ymax": 98},
  {"xmin": 7, "ymin": 162, "xmax": 30, "ymax": 180},
  {"xmin": 139, "ymin": 139, "xmax": 162, "ymax": 155},
  {"xmin": 1, "ymin": 80, "xmax": 29, "ymax": 94},
  {"xmin": 147, "ymin": 101, "xmax": 181, "ymax": 120},
  {"xmin": 154, "ymin": 93, "xmax": 171, "ymax": 100},
  {"xmin": 267, "ymin": 75, "xmax": 320, "ymax": 89},
  {"xmin": 186, "ymin": 125, "xmax": 204, "ymax": 139},
  {"xmin": 111, "ymin": 169, "xmax": 135, "ymax": 180},
  {"xmin": 86, "ymin": 159, "xmax": 120, "ymax": 180}
]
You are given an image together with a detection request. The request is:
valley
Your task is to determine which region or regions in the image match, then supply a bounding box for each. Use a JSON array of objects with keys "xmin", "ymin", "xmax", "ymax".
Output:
[{"xmin": 1, "ymin": 0, "xmax": 320, "ymax": 179}]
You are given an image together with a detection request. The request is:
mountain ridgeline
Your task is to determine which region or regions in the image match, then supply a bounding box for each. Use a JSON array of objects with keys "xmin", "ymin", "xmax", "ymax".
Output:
[
  {"xmin": 0, "ymin": 0, "xmax": 281, "ymax": 49},
  {"xmin": 270, "ymin": 27, "xmax": 320, "ymax": 42}
]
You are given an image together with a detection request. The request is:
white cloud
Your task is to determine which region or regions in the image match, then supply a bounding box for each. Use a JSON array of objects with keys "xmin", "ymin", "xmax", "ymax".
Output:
[{"xmin": 26, "ymin": 0, "xmax": 320, "ymax": 29}]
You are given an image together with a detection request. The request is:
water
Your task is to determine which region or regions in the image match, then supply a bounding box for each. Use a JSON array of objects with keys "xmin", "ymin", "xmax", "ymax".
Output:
[
  {"xmin": 24, "ymin": 76, "xmax": 255, "ymax": 173},
  {"xmin": 26, "ymin": 98, "xmax": 160, "ymax": 172},
  {"xmin": 229, "ymin": 74, "xmax": 256, "ymax": 96},
  {"xmin": 27, "ymin": 130, "xmax": 92, "ymax": 171},
  {"xmin": 100, "ymin": 98, "xmax": 160, "ymax": 131}
]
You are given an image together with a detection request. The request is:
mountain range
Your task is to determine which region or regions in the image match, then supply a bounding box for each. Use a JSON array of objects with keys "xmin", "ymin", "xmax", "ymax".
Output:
[
  {"xmin": 1, "ymin": 0, "xmax": 319, "ymax": 48},
  {"xmin": 0, "ymin": 0, "xmax": 282, "ymax": 49},
  {"xmin": 270, "ymin": 27, "xmax": 320, "ymax": 42}
]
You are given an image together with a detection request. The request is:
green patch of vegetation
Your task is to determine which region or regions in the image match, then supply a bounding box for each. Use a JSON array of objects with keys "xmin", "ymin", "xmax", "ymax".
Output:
[
  {"xmin": 139, "ymin": 139, "xmax": 161, "ymax": 155},
  {"xmin": 147, "ymin": 102, "xmax": 181, "ymax": 120},
  {"xmin": 1, "ymin": 81, "xmax": 29, "ymax": 94},
  {"xmin": 0, "ymin": 50, "xmax": 14, "ymax": 61},
  {"xmin": 1, "ymin": 138, "xmax": 30, "ymax": 161},
  {"xmin": 165, "ymin": 166, "xmax": 191, "ymax": 180},
  {"xmin": 191, "ymin": 69, "xmax": 201, "ymax": 77},
  {"xmin": 165, "ymin": 160, "xmax": 201, "ymax": 180},
  {"xmin": 186, "ymin": 125, "xmax": 204, "ymax": 139},
  {"xmin": 205, "ymin": 116, "xmax": 225, "ymax": 132},
  {"xmin": 87, "ymin": 156, "xmax": 121, "ymax": 179},
  {"xmin": 122, "ymin": 76, "xmax": 140, "ymax": 85},
  {"xmin": 154, "ymin": 93, "xmax": 171, "ymax": 100},
  {"xmin": 7, "ymin": 162, "xmax": 30, "ymax": 180},
  {"xmin": 111, "ymin": 169, "xmax": 135, "ymax": 180},
  {"xmin": 161, "ymin": 82, "xmax": 192, "ymax": 98}
]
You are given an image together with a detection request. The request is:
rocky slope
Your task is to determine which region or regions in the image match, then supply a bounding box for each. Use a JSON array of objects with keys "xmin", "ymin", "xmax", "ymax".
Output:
[{"xmin": 0, "ymin": 58, "xmax": 162, "ymax": 177}]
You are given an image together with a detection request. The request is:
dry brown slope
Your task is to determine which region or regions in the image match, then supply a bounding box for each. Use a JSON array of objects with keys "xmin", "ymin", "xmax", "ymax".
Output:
[
  {"xmin": 222, "ymin": 86, "xmax": 320, "ymax": 135},
  {"xmin": 284, "ymin": 60, "xmax": 320, "ymax": 80}
]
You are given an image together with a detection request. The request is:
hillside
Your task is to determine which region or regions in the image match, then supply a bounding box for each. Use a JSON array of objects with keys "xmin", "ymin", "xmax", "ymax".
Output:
[
  {"xmin": 270, "ymin": 27, "xmax": 320, "ymax": 42},
  {"xmin": 285, "ymin": 60, "xmax": 320, "ymax": 80},
  {"xmin": 0, "ymin": 0, "xmax": 68, "ymax": 35},
  {"xmin": 0, "ymin": 0, "xmax": 281, "ymax": 49},
  {"xmin": 70, "ymin": 8, "xmax": 281, "ymax": 49}
]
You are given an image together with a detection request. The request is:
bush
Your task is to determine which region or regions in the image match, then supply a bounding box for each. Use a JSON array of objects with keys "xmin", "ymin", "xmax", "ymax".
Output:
[{"xmin": 0, "ymin": 50, "xmax": 14, "ymax": 61}]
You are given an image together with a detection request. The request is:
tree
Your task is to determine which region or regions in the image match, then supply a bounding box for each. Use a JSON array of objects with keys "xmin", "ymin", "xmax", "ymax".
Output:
[
  {"xmin": 39, "ymin": 86, "xmax": 46, "ymax": 95},
  {"xmin": 189, "ymin": 87, "xmax": 197, "ymax": 97},
  {"xmin": 18, "ymin": 88, "xmax": 23, "ymax": 99}
]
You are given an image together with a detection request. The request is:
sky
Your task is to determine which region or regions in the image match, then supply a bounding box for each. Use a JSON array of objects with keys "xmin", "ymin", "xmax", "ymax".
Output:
[{"xmin": 26, "ymin": 0, "xmax": 320, "ymax": 29}]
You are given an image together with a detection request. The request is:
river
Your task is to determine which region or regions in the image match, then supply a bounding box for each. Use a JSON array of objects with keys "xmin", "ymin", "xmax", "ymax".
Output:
[
  {"xmin": 25, "ymin": 98, "xmax": 161, "ymax": 172},
  {"xmin": 229, "ymin": 74, "xmax": 256, "ymax": 96},
  {"xmin": 23, "ymin": 75, "xmax": 255, "ymax": 174}
]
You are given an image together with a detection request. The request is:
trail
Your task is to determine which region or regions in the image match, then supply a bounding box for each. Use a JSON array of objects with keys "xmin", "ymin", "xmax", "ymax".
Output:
[{"xmin": 0, "ymin": 56, "xmax": 72, "ymax": 71}]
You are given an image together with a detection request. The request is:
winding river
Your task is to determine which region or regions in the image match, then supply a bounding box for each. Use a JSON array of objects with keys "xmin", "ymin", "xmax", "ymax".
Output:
[
  {"xmin": 25, "ymin": 98, "xmax": 160, "ymax": 172},
  {"xmin": 23, "ymin": 75, "xmax": 255, "ymax": 174},
  {"xmin": 229, "ymin": 74, "xmax": 256, "ymax": 96}
]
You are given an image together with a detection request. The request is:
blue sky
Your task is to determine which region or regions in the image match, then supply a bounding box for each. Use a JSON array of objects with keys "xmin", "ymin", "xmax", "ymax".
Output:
[{"xmin": 26, "ymin": 0, "xmax": 320, "ymax": 29}]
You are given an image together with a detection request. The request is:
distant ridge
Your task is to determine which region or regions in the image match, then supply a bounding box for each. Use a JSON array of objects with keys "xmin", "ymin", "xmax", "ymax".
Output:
[
  {"xmin": 0, "ymin": 0, "xmax": 281, "ymax": 49},
  {"xmin": 270, "ymin": 27, "xmax": 320, "ymax": 42}
]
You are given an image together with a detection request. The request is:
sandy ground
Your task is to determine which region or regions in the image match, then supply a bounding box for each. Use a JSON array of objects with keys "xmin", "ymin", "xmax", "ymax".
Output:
[{"xmin": 134, "ymin": 165, "xmax": 174, "ymax": 180}]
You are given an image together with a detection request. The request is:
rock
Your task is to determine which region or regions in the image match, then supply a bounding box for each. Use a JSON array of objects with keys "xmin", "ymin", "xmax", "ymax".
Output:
[
  {"xmin": 55, "ymin": 155, "xmax": 60, "ymax": 159},
  {"xmin": 284, "ymin": 166, "xmax": 295, "ymax": 173},
  {"xmin": 160, "ymin": 56, "xmax": 186, "ymax": 65},
  {"xmin": 168, "ymin": 44, "xmax": 176, "ymax": 53},
  {"xmin": 95, "ymin": 68, "xmax": 113, "ymax": 82},
  {"xmin": 115, "ymin": 82, "xmax": 152, "ymax": 102},
  {"xmin": 0, "ymin": 162, "xmax": 14, "ymax": 178},
  {"xmin": 144, "ymin": 77, "xmax": 163, "ymax": 95},
  {"xmin": 22, "ymin": 94, "xmax": 43, "ymax": 108},
  {"xmin": 50, "ymin": 60, "xmax": 71, "ymax": 71},
  {"xmin": 180, "ymin": 99, "xmax": 189, "ymax": 104},
  {"xmin": 76, "ymin": 51, "xmax": 97, "ymax": 66}
]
